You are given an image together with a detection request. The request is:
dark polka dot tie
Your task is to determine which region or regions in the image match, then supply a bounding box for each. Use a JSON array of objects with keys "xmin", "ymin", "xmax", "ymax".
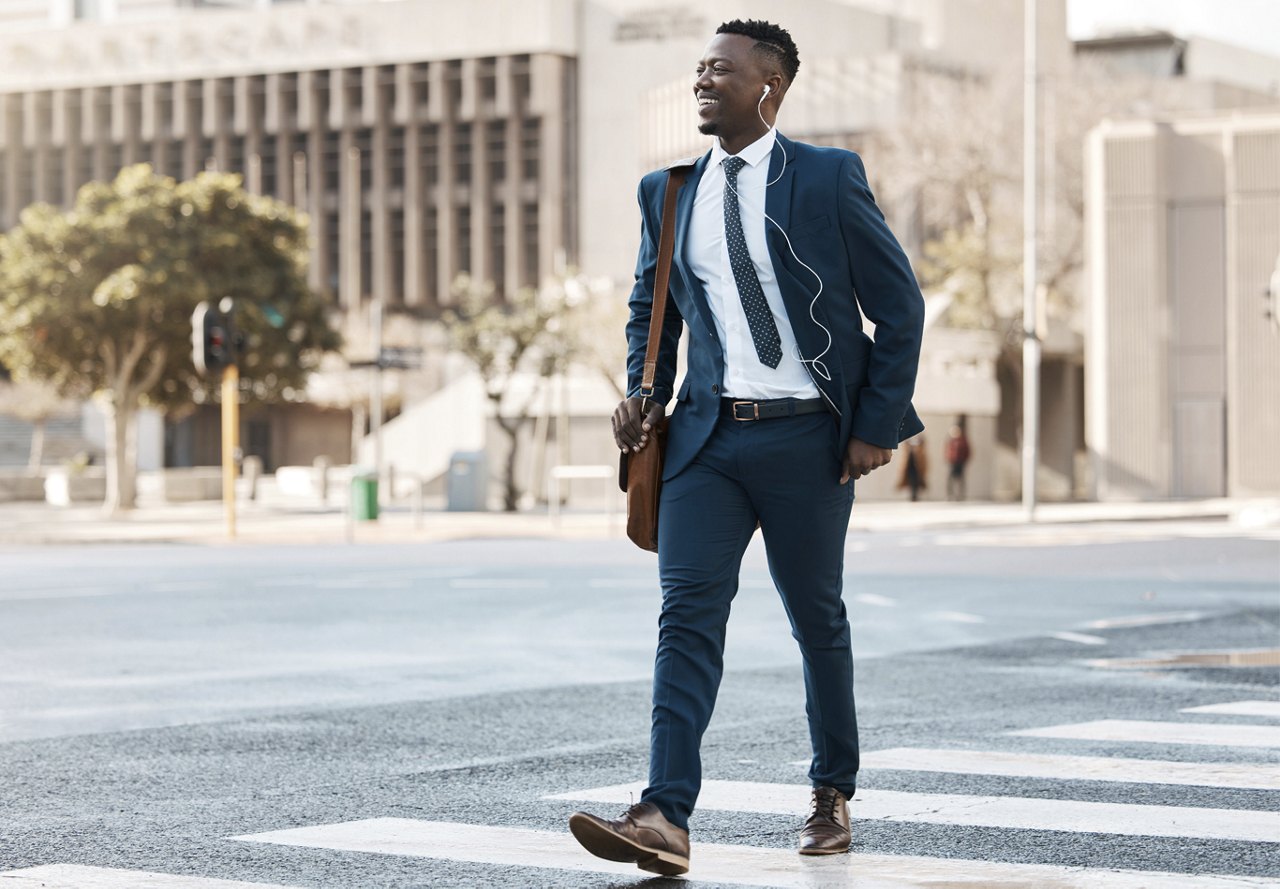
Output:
[{"xmin": 722, "ymin": 155, "xmax": 783, "ymax": 369}]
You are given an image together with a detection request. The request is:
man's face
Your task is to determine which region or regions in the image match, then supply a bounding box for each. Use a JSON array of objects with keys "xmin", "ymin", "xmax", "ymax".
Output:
[{"xmin": 693, "ymin": 33, "xmax": 770, "ymax": 139}]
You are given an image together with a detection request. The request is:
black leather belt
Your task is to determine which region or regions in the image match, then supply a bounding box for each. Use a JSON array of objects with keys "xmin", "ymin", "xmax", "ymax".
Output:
[{"xmin": 720, "ymin": 396, "xmax": 829, "ymax": 421}]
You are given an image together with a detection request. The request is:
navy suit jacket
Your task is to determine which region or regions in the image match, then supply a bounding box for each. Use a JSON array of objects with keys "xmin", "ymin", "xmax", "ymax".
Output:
[{"xmin": 626, "ymin": 133, "xmax": 926, "ymax": 482}]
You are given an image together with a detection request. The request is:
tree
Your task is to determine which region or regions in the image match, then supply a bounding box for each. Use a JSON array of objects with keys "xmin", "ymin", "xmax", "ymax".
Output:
[
  {"xmin": 0, "ymin": 164, "xmax": 341, "ymax": 513},
  {"xmin": 871, "ymin": 57, "xmax": 1185, "ymax": 426},
  {"xmin": 444, "ymin": 275, "xmax": 573, "ymax": 511},
  {"xmin": 560, "ymin": 273, "xmax": 630, "ymax": 400},
  {"xmin": 0, "ymin": 377, "xmax": 78, "ymax": 472}
]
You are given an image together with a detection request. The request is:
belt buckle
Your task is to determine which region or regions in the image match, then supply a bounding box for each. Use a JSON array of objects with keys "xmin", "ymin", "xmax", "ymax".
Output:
[{"xmin": 732, "ymin": 400, "xmax": 759, "ymax": 421}]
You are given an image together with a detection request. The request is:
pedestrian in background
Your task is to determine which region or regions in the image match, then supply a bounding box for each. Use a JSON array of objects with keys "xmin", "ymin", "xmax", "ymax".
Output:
[
  {"xmin": 945, "ymin": 420, "xmax": 970, "ymax": 501},
  {"xmin": 569, "ymin": 17, "xmax": 925, "ymax": 878},
  {"xmin": 897, "ymin": 434, "xmax": 927, "ymax": 502}
]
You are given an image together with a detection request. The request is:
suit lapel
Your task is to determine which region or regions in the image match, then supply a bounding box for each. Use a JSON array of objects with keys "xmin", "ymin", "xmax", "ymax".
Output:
[{"xmin": 766, "ymin": 134, "xmax": 846, "ymax": 407}]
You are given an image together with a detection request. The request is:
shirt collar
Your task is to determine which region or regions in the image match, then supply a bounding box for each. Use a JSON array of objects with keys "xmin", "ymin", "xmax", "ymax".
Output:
[{"xmin": 711, "ymin": 127, "xmax": 777, "ymax": 170}]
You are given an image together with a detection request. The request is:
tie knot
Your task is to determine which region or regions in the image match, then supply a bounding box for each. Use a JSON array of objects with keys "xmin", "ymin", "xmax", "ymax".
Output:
[{"xmin": 723, "ymin": 155, "xmax": 746, "ymax": 178}]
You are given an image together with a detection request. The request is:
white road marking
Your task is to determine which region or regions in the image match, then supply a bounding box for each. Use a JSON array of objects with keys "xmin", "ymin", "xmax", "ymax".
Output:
[
  {"xmin": 549, "ymin": 780, "xmax": 1279, "ymax": 843},
  {"xmin": 0, "ymin": 588, "xmax": 113, "ymax": 601},
  {"xmin": 853, "ymin": 593, "xmax": 897, "ymax": 608},
  {"xmin": 448, "ymin": 578, "xmax": 551, "ymax": 590},
  {"xmin": 1082, "ymin": 611, "xmax": 1206, "ymax": 629},
  {"xmin": 859, "ymin": 747, "xmax": 1280, "ymax": 790},
  {"xmin": 1011, "ymin": 719, "xmax": 1280, "ymax": 749},
  {"xmin": 0, "ymin": 865, "xmax": 296, "ymax": 888},
  {"xmin": 1182, "ymin": 701, "xmax": 1280, "ymax": 719},
  {"xmin": 1048, "ymin": 631, "xmax": 1108, "ymax": 645},
  {"xmin": 233, "ymin": 818, "xmax": 1268, "ymax": 888},
  {"xmin": 927, "ymin": 610, "xmax": 986, "ymax": 624}
]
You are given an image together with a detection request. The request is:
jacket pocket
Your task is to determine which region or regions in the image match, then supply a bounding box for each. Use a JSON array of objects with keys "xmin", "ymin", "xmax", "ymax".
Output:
[{"xmin": 789, "ymin": 214, "xmax": 831, "ymax": 241}]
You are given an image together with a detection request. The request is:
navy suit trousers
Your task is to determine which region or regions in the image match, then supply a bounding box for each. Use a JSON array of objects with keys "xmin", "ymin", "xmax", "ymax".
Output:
[{"xmin": 640, "ymin": 409, "xmax": 859, "ymax": 830}]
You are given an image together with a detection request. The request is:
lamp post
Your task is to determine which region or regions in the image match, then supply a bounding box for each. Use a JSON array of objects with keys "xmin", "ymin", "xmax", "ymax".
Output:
[{"xmin": 1022, "ymin": 0, "xmax": 1041, "ymax": 521}]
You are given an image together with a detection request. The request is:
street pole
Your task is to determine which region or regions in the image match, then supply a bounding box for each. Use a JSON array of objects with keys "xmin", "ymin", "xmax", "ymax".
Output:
[
  {"xmin": 1022, "ymin": 0, "xmax": 1041, "ymax": 522},
  {"xmin": 371, "ymin": 298, "xmax": 384, "ymax": 503},
  {"xmin": 222, "ymin": 363, "xmax": 239, "ymax": 540}
]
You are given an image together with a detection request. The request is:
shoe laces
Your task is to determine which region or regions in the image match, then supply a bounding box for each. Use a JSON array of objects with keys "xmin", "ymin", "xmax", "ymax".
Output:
[{"xmin": 809, "ymin": 789, "xmax": 840, "ymax": 822}]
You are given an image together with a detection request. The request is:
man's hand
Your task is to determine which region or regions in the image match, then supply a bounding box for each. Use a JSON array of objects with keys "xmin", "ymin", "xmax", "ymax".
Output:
[
  {"xmin": 841, "ymin": 437, "xmax": 892, "ymax": 484},
  {"xmin": 613, "ymin": 396, "xmax": 666, "ymax": 453}
]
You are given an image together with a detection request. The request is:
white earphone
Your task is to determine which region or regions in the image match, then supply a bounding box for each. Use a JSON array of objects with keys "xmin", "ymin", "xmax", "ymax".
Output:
[{"xmin": 727, "ymin": 84, "xmax": 836, "ymax": 389}]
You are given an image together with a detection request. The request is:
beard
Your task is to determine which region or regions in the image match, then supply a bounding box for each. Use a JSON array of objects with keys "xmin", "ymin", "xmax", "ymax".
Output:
[{"xmin": 698, "ymin": 120, "xmax": 719, "ymax": 136}]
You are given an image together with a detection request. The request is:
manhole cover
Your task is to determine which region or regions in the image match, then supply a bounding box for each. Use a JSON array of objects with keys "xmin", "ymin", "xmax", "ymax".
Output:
[{"xmin": 1087, "ymin": 649, "xmax": 1280, "ymax": 669}]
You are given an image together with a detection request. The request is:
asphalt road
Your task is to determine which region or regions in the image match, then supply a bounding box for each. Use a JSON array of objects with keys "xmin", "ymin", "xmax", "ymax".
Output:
[{"xmin": 0, "ymin": 521, "xmax": 1277, "ymax": 887}]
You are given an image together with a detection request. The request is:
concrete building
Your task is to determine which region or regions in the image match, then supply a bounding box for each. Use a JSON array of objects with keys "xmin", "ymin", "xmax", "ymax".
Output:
[
  {"xmin": 1085, "ymin": 109, "xmax": 1280, "ymax": 499},
  {"xmin": 0, "ymin": 0, "xmax": 1056, "ymax": 505}
]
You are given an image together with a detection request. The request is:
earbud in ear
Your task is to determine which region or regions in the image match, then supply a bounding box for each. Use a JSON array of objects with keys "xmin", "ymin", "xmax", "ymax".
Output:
[{"xmin": 762, "ymin": 85, "xmax": 771, "ymax": 96}]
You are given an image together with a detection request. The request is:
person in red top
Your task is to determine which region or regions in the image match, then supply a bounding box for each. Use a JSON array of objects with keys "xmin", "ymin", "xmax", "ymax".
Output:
[{"xmin": 945, "ymin": 421, "xmax": 971, "ymax": 501}]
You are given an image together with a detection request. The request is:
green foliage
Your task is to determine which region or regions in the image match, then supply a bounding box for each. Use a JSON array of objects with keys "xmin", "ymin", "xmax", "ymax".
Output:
[
  {"xmin": 919, "ymin": 224, "xmax": 1005, "ymax": 331},
  {"xmin": 0, "ymin": 164, "xmax": 341, "ymax": 412}
]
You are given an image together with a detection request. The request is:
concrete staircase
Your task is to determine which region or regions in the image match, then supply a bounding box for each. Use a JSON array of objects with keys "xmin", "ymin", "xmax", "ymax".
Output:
[{"xmin": 0, "ymin": 413, "xmax": 100, "ymax": 469}]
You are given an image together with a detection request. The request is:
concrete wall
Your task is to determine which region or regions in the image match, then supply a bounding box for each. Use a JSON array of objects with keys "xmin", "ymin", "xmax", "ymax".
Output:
[{"xmin": 1086, "ymin": 111, "xmax": 1280, "ymax": 499}]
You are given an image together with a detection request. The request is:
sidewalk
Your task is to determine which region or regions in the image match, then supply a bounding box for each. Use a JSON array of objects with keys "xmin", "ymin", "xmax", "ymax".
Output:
[{"xmin": 1, "ymin": 493, "xmax": 1276, "ymax": 547}]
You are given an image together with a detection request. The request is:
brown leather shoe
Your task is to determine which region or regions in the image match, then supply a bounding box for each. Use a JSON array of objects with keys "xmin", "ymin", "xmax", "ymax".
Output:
[
  {"xmin": 798, "ymin": 786, "xmax": 851, "ymax": 855},
  {"xmin": 568, "ymin": 802, "xmax": 690, "ymax": 876}
]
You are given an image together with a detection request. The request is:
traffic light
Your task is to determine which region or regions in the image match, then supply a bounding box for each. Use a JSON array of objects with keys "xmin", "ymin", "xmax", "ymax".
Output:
[{"xmin": 191, "ymin": 301, "xmax": 234, "ymax": 376}]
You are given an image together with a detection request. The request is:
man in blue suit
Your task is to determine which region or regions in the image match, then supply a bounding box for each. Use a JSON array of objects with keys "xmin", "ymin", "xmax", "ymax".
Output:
[{"xmin": 570, "ymin": 19, "xmax": 924, "ymax": 877}]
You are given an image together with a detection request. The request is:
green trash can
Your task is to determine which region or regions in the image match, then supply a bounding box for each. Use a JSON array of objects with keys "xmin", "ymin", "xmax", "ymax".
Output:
[{"xmin": 351, "ymin": 472, "xmax": 379, "ymax": 521}]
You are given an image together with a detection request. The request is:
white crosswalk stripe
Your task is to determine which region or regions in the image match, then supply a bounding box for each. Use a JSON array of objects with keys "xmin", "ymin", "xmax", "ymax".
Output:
[
  {"xmin": 1182, "ymin": 701, "xmax": 1280, "ymax": 719},
  {"xmin": 0, "ymin": 865, "xmax": 297, "ymax": 888},
  {"xmin": 12, "ymin": 700, "xmax": 1278, "ymax": 886},
  {"xmin": 547, "ymin": 780, "xmax": 1278, "ymax": 843},
  {"xmin": 1010, "ymin": 719, "xmax": 1280, "ymax": 748},
  {"xmin": 859, "ymin": 747, "xmax": 1280, "ymax": 790},
  {"xmin": 233, "ymin": 817, "xmax": 1272, "ymax": 888}
]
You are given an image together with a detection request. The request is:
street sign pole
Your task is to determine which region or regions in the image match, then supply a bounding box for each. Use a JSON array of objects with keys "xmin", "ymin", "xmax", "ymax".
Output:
[{"xmin": 222, "ymin": 363, "xmax": 239, "ymax": 540}]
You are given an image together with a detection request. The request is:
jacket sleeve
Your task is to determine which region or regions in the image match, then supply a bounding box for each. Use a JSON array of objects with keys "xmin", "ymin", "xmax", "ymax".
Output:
[
  {"xmin": 625, "ymin": 174, "xmax": 684, "ymax": 404},
  {"xmin": 838, "ymin": 152, "xmax": 925, "ymax": 448}
]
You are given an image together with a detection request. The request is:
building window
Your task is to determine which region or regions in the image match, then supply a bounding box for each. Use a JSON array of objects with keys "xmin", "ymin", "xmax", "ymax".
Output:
[
  {"xmin": 388, "ymin": 125, "xmax": 405, "ymax": 187},
  {"xmin": 259, "ymin": 133, "xmax": 278, "ymax": 196},
  {"xmin": 45, "ymin": 147, "xmax": 64, "ymax": 206},
  {"xmin": 454, "ymin": 123, "xmax": 471, "ymax": 185},
  {"xmin": 486, "ymin": 119, "xmax": 505, "ymax": 184},
  {"xmin": 390, "ymin": 206, "xmax": 405, "ymax": 303},
  {"xmin": 322, "ymin": 130, "xmax": 340, "ymax": 191},
  {"xmin": 457, "ymin": 206, "xmax": 471, "ymax": 275},
  {"xmin": 420, "ymin": 123, "xmax": 438, "ymax": 188},
  {"xmin": 522, "ymin": 118, "xmax": 539, "ymax": 182},
  {"xmin": 521, "ymin": 202, "xmax": 538, "ymax": 285},
  {"xmin": 424, "ymin": 204, "xmax": 437, "ymax": 304},
  {"xmin": 490, "ymin": 202, "xmax": 505, "ymax": 292},
  {"xmin": 356, "ymin": 128, "xmax": 372, "ymax": 193}
]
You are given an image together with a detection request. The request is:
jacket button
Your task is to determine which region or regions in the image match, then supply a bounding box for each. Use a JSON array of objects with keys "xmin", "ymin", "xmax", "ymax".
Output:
[{"xmin": 711, "ymin": 384, "xmax": 719, "ymax": 394}]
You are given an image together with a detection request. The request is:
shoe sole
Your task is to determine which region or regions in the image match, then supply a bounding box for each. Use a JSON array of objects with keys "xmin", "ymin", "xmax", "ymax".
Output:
[
  {"xmin": 799, "ymin": 844, "xmax": 850, "ymax": 855},
  {"xmin": 568, "ymin": 813, "xmax": 690, "ymax": 876}
]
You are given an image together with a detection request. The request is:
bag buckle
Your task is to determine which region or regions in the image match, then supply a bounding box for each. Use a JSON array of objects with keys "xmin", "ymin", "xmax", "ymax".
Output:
[{"xmin": 732, "ymin": 400, "xmax": 759, "ymax": 421}]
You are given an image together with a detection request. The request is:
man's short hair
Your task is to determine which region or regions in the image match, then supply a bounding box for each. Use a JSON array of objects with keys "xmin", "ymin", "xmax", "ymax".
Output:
[{"xmin": 715, "ymin": 19, "xmax": 800, "ymax": 84}]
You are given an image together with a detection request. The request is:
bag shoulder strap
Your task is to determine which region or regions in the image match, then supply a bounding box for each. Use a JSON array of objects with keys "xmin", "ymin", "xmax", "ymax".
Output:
[{"xmin": 639, "ymin": 165, "xmax": 691, "ymax": 402}]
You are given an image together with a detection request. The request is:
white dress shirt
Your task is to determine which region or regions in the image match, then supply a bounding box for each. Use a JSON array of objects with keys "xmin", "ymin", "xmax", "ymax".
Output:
[{"xmin": 685, "ymin": 128, "xmax": 820, "ymax": 400}]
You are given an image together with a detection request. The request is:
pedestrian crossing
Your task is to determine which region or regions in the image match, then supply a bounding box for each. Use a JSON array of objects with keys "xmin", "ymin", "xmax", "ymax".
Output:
[{"xmin": 3, "ymin": 698, "xmax": 1277, "ymax": 887}]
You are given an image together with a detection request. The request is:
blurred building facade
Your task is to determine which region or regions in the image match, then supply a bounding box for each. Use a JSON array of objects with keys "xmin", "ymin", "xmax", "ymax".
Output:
[
  {"xmin": 0, "ymin": 0, "xmax": 1275, "ymax": 502},
  {"xmin": 1086, "ymin": 110, "xmax": 1280, "ymax": 500}
]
